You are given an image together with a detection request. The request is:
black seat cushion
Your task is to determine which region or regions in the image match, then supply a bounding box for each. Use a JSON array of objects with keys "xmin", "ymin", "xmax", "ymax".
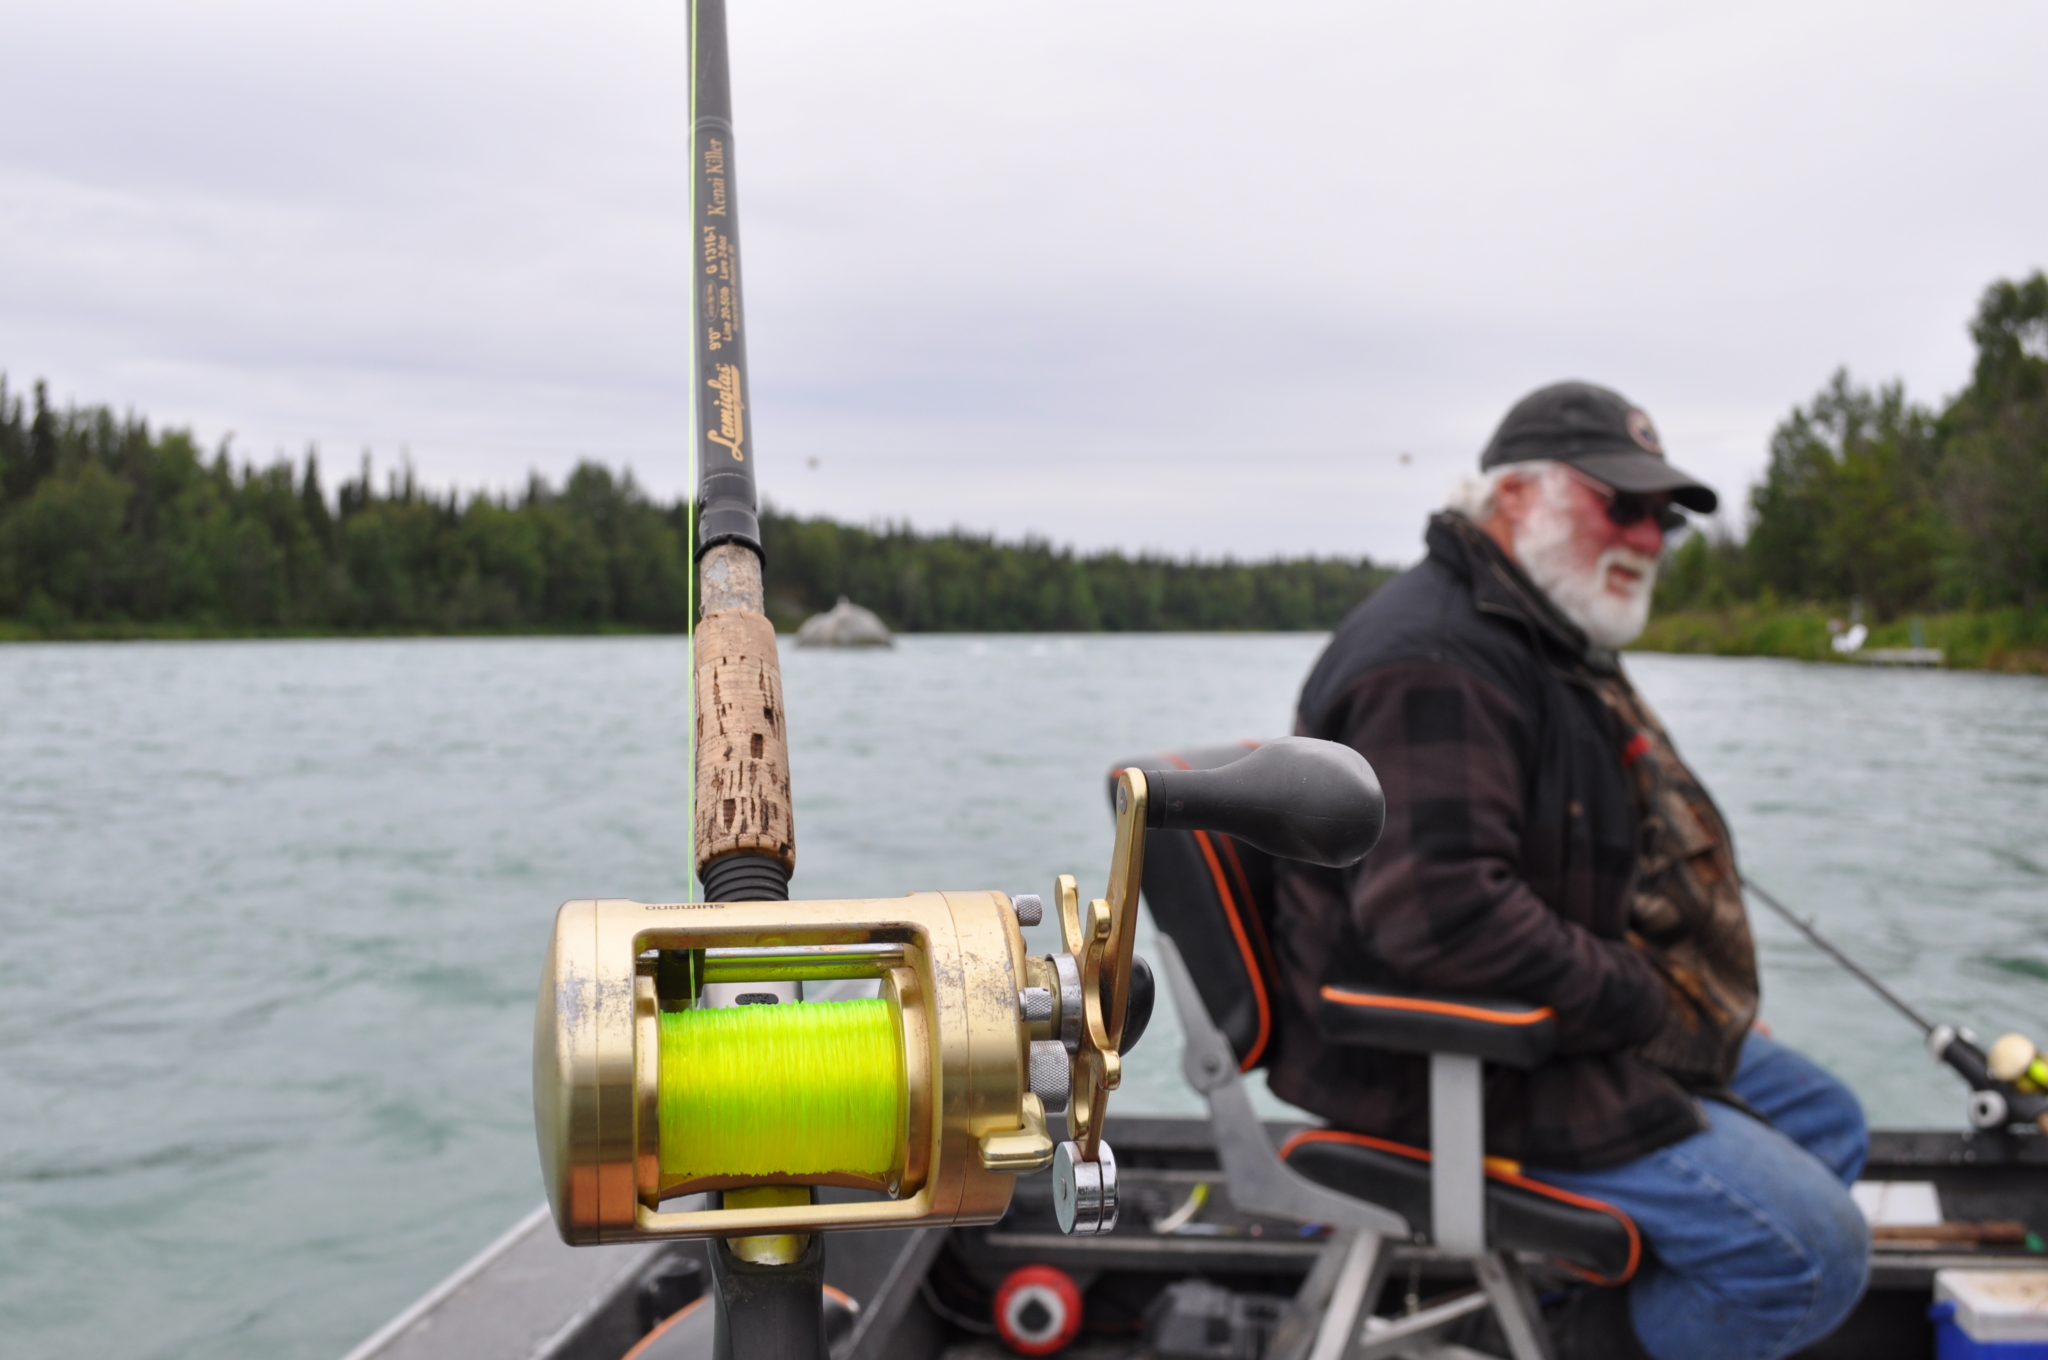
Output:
[
  {"xmin": 1281, "ymin": 1130, "xmax": 1640, "ymax": 1284},
  {"xmin": 1111, "ymin": 745, "xmax": 1277, "ymax": 1069}
]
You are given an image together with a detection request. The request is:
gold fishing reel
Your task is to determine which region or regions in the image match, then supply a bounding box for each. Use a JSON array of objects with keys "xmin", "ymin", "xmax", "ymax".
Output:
[
  {"xmin": 534, "ymin": 769, "xmax": 1159, "ymax": 1245},
  {"xmin": 533, "ymin": 739, "xmax": 1383, "ymax": 1247}
]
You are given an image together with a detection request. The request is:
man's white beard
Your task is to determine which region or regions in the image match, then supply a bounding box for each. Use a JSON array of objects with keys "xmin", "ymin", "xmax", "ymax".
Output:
[{"xmin": 1511, "ymin": 472, "xmax": 1657, "ymax": 649}]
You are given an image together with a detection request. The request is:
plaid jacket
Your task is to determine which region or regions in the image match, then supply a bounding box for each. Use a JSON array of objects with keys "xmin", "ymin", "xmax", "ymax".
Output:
[{"xmin": 1268, "ymin": 514, "xmax": 1706, "ymax": 1170}]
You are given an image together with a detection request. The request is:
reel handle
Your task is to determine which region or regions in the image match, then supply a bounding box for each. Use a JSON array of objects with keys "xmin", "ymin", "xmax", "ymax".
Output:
[{"xmin": 1145, "ymin": 736, "xmax": 1385, "ymax": 867}]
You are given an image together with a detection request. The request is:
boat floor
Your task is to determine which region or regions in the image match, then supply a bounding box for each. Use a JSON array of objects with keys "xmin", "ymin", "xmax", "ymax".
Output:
[{"xmin": 350, "ymin": 1118, "xmax": 2048, "ymax": 1360}]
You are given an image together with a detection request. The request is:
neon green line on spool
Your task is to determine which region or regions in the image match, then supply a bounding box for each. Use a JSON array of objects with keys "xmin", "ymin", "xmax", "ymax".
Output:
[{"xmin": 659, "ymin": 998, "xmax": 905, "ymax": 1184}]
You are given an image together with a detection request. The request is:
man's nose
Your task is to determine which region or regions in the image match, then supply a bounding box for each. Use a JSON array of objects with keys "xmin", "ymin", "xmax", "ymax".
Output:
[{"xmin": 1619, "ymin": 514, "xmax": 1664, "ymax": 556}]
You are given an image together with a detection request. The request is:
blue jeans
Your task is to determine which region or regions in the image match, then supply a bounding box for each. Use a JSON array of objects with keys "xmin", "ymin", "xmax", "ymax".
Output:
[{"xmin": 1528, "ymin": 1033, "xmax": 1871, "ymax": 1360}]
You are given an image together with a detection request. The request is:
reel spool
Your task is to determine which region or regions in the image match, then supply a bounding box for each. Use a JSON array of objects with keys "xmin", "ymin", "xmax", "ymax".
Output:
[{"xmin": 534, "ymin": 737, "xmax": 1385, "ymax": 1246}]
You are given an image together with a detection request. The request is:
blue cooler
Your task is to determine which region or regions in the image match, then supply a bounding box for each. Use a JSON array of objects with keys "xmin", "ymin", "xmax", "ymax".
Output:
[{"xmin": 1932, "ymin": 1270, "xmax": 2048, "ymax": 1359}]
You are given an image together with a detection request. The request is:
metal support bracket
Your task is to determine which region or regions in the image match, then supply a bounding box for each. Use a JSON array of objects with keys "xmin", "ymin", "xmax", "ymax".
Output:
[
  {"xmin": 1473, "ymin": 1253, "xmax": 1555, "ymax": 1360},
  {"xmin": 1155, "ymin": 934, "xmax": 1408, "ymax": 1235}
]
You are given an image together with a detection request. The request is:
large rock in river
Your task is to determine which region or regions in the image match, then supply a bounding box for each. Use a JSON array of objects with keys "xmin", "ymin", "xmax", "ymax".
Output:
[{"xmin": 795, "ymin": 597, "xmax": 894, "ymax": 648}]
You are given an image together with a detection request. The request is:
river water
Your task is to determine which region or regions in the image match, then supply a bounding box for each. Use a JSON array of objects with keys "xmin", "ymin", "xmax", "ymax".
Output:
[{"xmin": 2, "ymin": 636, "xmax": 2045, "ymax": 1358}]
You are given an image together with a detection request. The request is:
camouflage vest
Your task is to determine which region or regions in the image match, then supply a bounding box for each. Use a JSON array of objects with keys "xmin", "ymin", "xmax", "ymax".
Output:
[{"xmin": 1594, "ymin": 672, "xmax": 1760, "ymax": 1091}]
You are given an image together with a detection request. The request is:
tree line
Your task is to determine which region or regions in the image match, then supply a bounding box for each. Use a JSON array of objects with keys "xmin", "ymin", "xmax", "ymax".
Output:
[
  {"xmin": 0, "ymin": 383, "xmax": 1392, "ymax": 635},
  {"xmin": 759, "ymin": 515, "xmax": 1390, "ymax": 633},
  {"xmin": 1656, "ymin": 271, "xmax": 2048, "ymax": 621},
  {"xmin": 22, "ymin": 270, "xmax": 2026, "ymax": 639}
]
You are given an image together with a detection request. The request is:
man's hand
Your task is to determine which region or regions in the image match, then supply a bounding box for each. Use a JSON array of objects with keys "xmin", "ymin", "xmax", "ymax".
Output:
[{"xmin": 1629, "ymin": 931, "xmax": 1744, "ymax": 1090}]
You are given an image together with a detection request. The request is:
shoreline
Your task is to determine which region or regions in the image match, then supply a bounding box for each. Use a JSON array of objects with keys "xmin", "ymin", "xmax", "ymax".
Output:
[
  {"xmin": 0, "ymin": 620, "xmax": 1335, "ymax": 643},
  {"xmin": 0, "ymin": 620, "xmax": 680, "ymax": 643},
  {"xmin": 1634, "ymin": 606, "xmax": 2048, "ymax": 674},
  {"xmin": 10, "ymin": 609, "xmax": 2048, "ymax": 676}
]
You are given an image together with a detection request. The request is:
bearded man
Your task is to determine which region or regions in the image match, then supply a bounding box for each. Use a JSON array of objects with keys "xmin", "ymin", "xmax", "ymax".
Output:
[{"xmin": 1272, "ymin": 382, "xmax": 1869, "ymax": 1360}]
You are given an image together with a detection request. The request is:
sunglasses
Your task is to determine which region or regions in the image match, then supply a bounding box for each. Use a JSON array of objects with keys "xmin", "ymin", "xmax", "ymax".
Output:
[{"xmin": 1560, "ymin": 466, "xmax": 1687, "ymax": 533}]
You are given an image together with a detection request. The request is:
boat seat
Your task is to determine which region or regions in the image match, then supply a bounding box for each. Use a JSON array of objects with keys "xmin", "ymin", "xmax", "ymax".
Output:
[
  {"xmin": 1281, "ymin": 1130, "xmax": 1639, "ymax": 1285},
  {"xmin": 1115, "ymin": 741, "xmax": 1648, "ymax": 1360}
]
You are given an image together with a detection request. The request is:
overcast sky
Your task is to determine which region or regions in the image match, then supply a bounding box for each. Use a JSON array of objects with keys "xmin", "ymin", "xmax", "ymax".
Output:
[{"xmin": 3, "ymin": 1, "xmax": 2042, "ymax": 562}]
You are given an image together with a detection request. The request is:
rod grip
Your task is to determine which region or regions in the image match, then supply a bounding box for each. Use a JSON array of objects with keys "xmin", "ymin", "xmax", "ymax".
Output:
[
  {"xmin": 694, "ymin": 609, "xmax": 796, "ymax": 876},
  {"xmin": 1143, "ymin": 736, "xmax": 1384, "ymax": 868}
]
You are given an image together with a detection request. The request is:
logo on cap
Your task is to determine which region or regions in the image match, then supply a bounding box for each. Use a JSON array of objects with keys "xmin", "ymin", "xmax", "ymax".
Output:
[{"xmin": 1626, "ymin": 410, "xmax": 1663, "ymax": 455}]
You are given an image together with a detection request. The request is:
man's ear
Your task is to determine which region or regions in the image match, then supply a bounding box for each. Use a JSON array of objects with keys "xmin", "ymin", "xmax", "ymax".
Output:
[
  {"xmin": 1492, "ymin": 469, "xmax": 1536, "ymax": 527},
  {"xmin": 1479, "ymin": 468, "xmax": 1536, "ymax": 560}
]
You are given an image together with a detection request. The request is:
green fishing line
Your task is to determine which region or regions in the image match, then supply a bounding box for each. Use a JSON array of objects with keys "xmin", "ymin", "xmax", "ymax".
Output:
[{"xmin": 658, "ymin": 998, "xmax": 905, "ymax": 1183}]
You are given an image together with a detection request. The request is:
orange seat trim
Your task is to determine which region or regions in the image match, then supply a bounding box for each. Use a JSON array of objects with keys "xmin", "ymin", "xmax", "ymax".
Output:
[
  {"xmin": 1277, "ymin": 1128, "xmax": 1641, "ymax": 1286},
  {"xmin": 1319, "ymin": 986, "xmax": 1556, "ymax": 1027},
  {"xmin": 1165, "ymin": 750, "xmax": 1274, "ymax": 1071}
]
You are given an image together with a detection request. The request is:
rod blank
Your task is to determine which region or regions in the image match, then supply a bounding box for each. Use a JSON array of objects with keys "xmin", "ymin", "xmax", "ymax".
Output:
[{"xmin": 1742, "ymin": 878, "xmax": 1934, "ymax": 1035}]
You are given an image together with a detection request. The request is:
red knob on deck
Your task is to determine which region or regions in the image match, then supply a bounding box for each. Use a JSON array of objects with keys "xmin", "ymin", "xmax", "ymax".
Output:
[{"xmin": 993, "ymin": 1264, "xmax": 1083, "ymax": 1356}]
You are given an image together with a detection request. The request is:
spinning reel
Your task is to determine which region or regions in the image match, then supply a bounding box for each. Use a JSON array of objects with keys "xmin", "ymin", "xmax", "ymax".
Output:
[
  {"xmin": 1937, "ymin": 1026, "xmax": 2048, "ymax": 1134},
  {"xmin": 532, "ymin": 738, "xmax": 1382, "ymax": 1247}
]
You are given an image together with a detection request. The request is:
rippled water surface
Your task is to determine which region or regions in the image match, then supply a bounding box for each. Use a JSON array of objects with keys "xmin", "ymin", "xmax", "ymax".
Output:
[{"xmin": 2, "ymin": 637, "xmax": 2045, "ymax": 1358}]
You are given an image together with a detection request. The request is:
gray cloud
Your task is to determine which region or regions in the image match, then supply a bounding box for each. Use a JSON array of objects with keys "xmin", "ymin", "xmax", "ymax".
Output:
[{"xmin": 2, "ymin": 0, "xmax": 2041, "ymax": 561}]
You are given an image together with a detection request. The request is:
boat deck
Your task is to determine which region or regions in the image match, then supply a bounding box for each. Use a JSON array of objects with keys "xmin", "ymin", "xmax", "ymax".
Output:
[{"xmin": 347, "ymin": 1118, "xmax": 2048, "ymax": 1360}]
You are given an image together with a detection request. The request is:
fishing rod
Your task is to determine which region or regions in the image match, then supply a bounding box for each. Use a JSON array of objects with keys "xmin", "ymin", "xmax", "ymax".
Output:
[
  {"xmin": 1744, "ymin": 878, "xmax": 2048, "ymax": 1135},
  {"xmin": 688, "ymin": 0, "xmax": 794, "ymax": 911},
  {"xmin": 1743, "ymin": 880, "xmax": 1934, "ymax": 1034},
  {"xmin": 526, "ymin": 5, "xmax": 1393, "ymax": 1356}
]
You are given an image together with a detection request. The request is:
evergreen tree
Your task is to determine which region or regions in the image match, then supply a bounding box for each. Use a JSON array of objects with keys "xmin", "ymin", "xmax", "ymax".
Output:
[
  {"xmin": 1941, "ymin": 272, "xmax": 2048, "ymax": 606},
  {"xmin": 0, "ymin": 376, "xmax": 23, "ymax": 507},
  {"xmin": 301, "ymin": 451, "xmax": 334, "ymax": 550},
  {"xmin": 26, "ymin": 381, "xmax": 59, "ymax": 494}
]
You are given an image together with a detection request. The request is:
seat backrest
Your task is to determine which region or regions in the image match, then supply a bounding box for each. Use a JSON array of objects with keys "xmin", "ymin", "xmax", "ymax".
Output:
[{"xmin": 1109, "ymin": 744, "xmax": 1280, "ymax": 1071}]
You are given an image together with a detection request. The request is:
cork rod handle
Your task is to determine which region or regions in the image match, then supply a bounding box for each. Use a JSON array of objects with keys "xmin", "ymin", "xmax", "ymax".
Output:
[{"xmin": 694, "ymin": 545, "xmax": 795, "ymax": 888}]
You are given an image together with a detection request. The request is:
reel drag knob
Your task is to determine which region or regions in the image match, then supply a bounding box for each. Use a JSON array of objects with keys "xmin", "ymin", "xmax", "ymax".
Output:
[
  {"xmin": 1029, "ymin": 1040, "xmax": 1071, "ymax": 1114},
  {"xmin": 1051, "ymin": 1139, "xmax": 1118, "ymax": 1235}
]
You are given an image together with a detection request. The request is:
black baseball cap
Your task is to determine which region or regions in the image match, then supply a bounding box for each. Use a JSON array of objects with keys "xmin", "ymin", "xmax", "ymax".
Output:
[{"xmin": 1479, "ymin": 381, "xmax": 1717, "ymax": 515}]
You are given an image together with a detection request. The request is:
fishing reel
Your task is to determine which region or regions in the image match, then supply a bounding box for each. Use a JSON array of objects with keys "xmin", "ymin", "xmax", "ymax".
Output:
[
  {"xmin": 1931, "ymin": 1025, "xmax": 2048, "ymax": 1134},
  {"xmin": 532, "ymin": 738, "xmax": 1381, "ymax": 1247}
]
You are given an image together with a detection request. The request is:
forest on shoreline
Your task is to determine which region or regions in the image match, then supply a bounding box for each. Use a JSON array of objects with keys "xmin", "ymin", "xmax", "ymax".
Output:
[
  {"xmin": 0, "ymin": 386, "xmax": 1390, "ymax": 637},
  {"xmin": 4, "ymin": 271, "xmax": 2039, "ymax": 664},
  {"xmin": 1644, "ymin": 272, "xmax": 2048, "ymax": 669}
]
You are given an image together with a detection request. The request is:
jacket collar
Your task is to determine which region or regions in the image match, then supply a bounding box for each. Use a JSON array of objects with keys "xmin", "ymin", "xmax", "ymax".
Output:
[{"xmin": 1425, "ymin": 512, "xmax": 1620, "ymax": 675}]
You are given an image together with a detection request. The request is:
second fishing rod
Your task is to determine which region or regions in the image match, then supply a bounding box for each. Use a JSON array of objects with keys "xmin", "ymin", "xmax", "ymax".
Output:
[{"xmin": 1745, "ymin": 878, "xmax": 2048, "ymax": 1135}]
